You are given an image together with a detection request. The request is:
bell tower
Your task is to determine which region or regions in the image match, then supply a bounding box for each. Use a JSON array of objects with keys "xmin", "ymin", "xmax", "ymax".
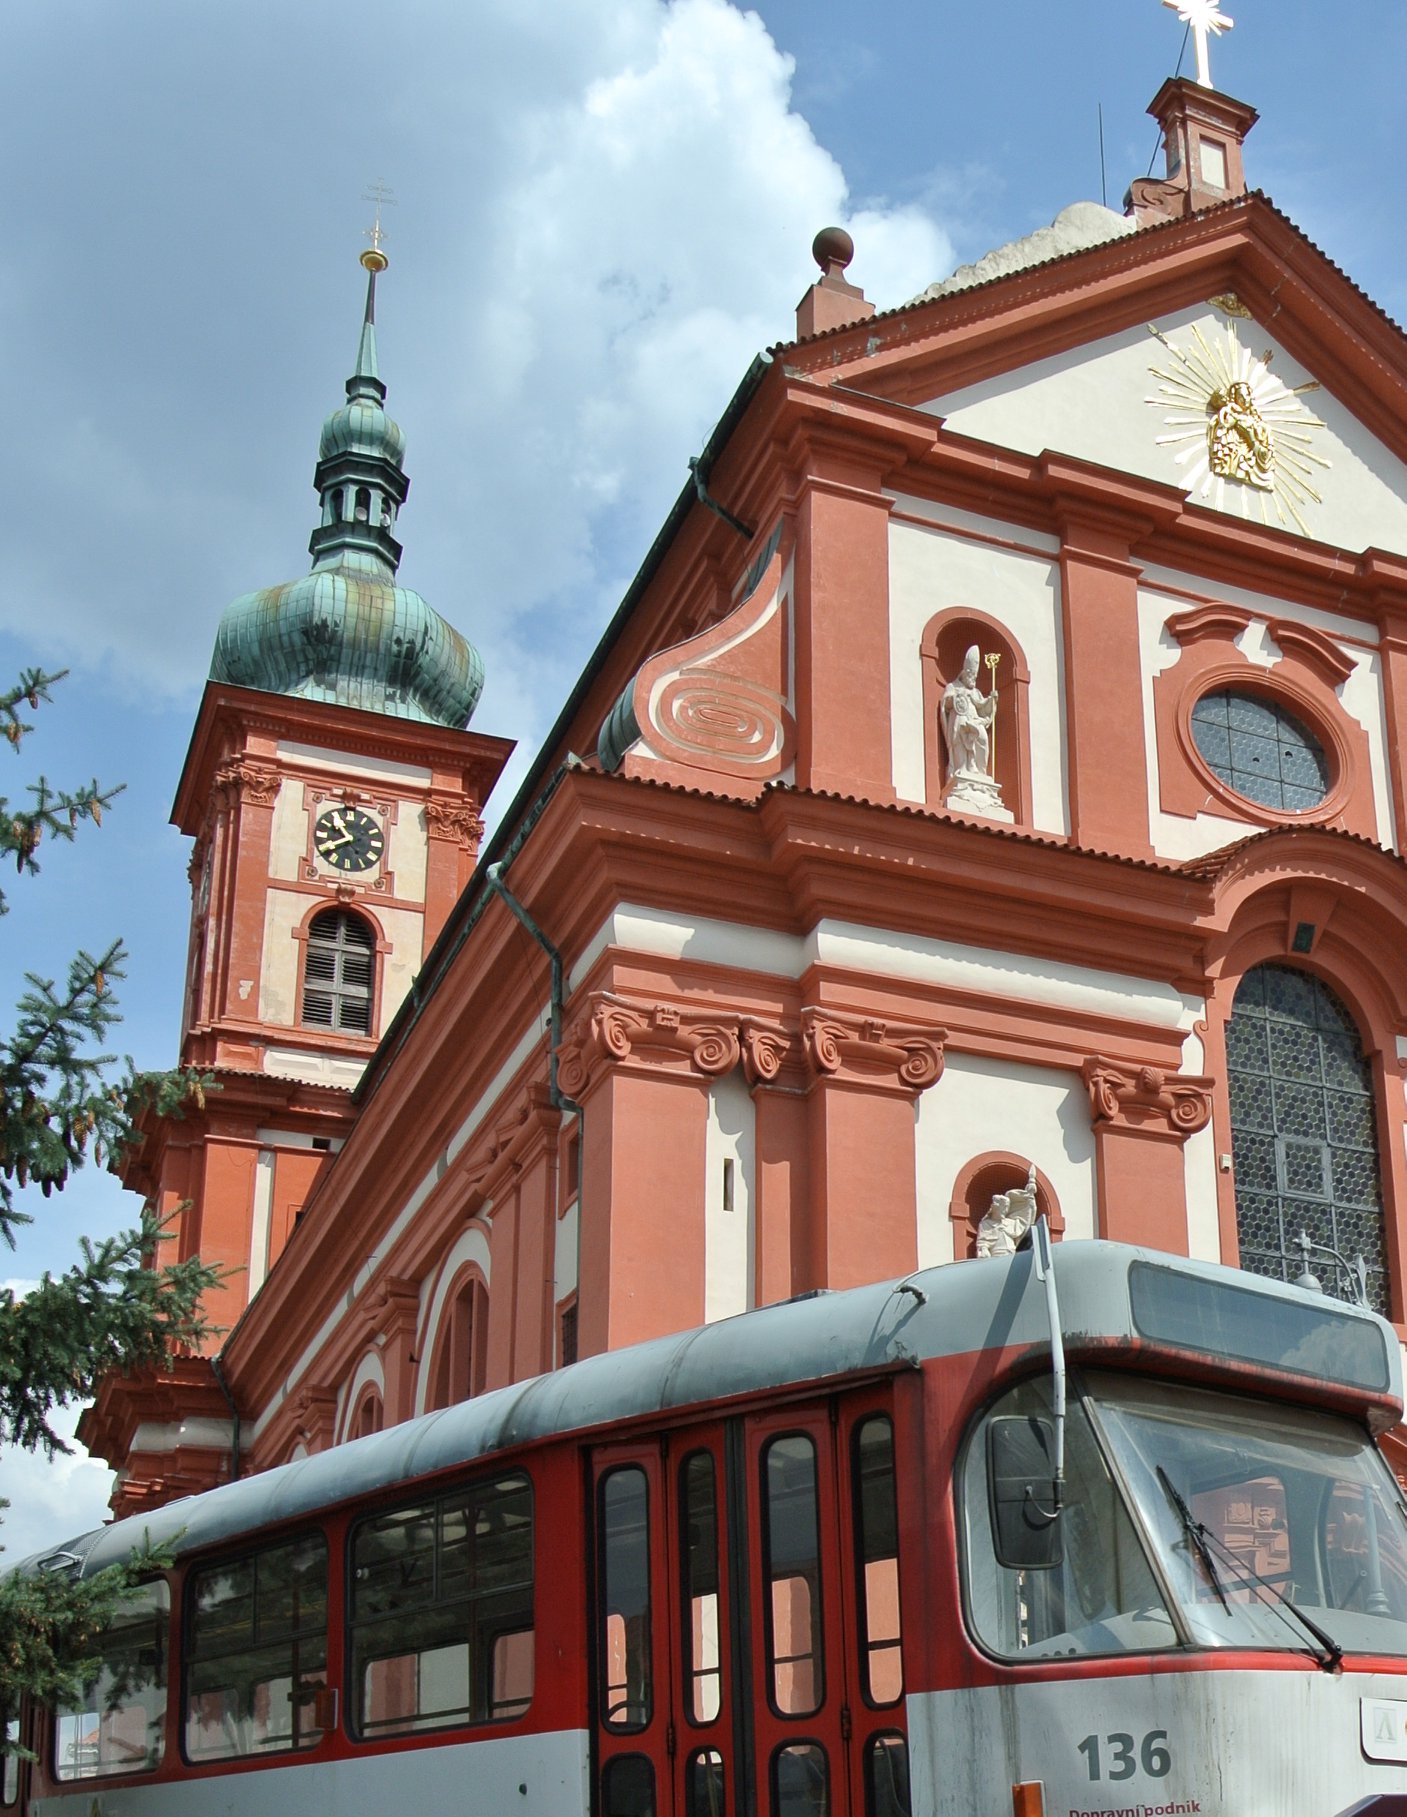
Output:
[{"xmin": 81, "ymin": 246, "xmax": 512, "ymax": 1513}]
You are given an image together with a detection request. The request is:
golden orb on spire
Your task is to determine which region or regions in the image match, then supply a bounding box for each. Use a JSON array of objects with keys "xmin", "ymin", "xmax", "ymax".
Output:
[{"xmin": 360, "ymin": 246, "xmax": 389, "ymax": 274}]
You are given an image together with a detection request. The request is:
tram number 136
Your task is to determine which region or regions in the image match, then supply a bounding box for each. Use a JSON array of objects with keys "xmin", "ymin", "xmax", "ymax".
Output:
[{"xmin": 1078, "ymin": 1731, "xmax": 1173, "ymax": 1781}]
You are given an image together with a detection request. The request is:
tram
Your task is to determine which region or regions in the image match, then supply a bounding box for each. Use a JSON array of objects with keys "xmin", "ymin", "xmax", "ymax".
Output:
[{"xmin": 8, "ymin": 1236, "xmax": 1407, "ymax": 1816}]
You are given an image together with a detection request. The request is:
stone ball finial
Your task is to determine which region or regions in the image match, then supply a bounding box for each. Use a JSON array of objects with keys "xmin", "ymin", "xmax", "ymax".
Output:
[{"xmin": 812, "ymin": 226, "xmax": 854, "ymax": 279}]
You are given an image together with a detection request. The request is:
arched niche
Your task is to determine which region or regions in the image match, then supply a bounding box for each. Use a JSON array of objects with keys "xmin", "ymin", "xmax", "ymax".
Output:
[
  {"xmin": 921, "ymin": 609, "xmax": 1032, "ymax": 826},
  {"xmin": 948, "ymin": 1149, "xmax": 1064, "ymax": 1260}
]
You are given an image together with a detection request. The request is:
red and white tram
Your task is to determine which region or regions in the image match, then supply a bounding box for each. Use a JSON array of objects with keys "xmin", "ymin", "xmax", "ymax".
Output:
[{"xmin": 9, "ymin": 1237, "xmax": 1407, "ymax": 1816}]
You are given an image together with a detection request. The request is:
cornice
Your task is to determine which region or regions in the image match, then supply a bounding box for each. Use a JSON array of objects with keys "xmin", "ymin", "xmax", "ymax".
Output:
[{"xmin": 173, "ymin": 680, "xmax": 514, "ymax": 835}]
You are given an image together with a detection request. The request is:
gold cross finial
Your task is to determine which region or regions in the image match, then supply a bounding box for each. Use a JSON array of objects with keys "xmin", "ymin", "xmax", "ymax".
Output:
[
  {"xmin": 360, "ymin": 181, "xmax": 397, "ymax": 273},
  {"xmin": 1162, "ymin": 0, "xmax": 1234, "ymax": 90}
]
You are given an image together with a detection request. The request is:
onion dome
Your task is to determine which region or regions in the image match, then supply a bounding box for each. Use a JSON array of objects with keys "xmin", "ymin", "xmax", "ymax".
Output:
[{"xmin": 210, "ymin": 250, "xmax": 483, "ymax": 728}]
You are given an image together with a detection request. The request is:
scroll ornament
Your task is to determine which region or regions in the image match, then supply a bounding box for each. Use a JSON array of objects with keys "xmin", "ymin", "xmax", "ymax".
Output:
[
  {"xmin": 556, "ymin": 995, "xmax": 742, "ymax": 1100},
  {"xmin": 1082, "ymin": 1059, "xmax": 1213, "ymax": 1137},
  {"xmin": 801, "ymin": 1010, "xmax": 945, "ymax": 1094}
]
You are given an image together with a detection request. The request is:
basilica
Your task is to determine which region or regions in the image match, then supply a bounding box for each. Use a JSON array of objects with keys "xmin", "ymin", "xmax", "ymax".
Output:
[{"xmin": 82, "ymin": 20, "xmax": 1407, "ymax": 1504}]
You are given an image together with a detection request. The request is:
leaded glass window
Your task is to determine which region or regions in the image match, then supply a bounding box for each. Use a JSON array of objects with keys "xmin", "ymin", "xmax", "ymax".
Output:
[
  {"xmin": 1190, "ymin": 691, "xmax": 1329, "ymax": 813},
  {"xmin": 1227, "ymin": 964, "xmax": 1387, "ymax": 1315}
]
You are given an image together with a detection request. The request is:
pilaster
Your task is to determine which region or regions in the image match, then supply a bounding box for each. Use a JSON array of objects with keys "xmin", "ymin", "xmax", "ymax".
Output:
[{"xmin": 1082, "ymin": 1057, "xmax": 1213, "ymax": 1252}]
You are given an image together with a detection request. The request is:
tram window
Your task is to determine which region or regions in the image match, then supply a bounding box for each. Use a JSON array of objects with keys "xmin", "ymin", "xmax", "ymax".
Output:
[
  {"xmin": 681, "ymin": 1450, "xmax": 722, "ymax": 1724},
  {"xmin": 762, "ymin": 1434, "xmax": 824, "ymax": 1717},
  {"xmin": 961, "ymin": 1378, "xmax": 1175, "ymax": 1661},
  {"xmin": 600, "ymin": 1466, "xmax": 653, "ymax": 1731},
  {"xmin": 772, "ymin": 1740, "xmax": 829, "ymax": 1816},
  {"xmin": 603, "ymin": 1752, "xmax": 657, "ymax": 1816},
  {"xmin": 55, "ymin": 1581, "xmax": 168, "ymax": 1780},
  {"xmin": 185, "ymin": 1534, "xmax": 327, "ymax": 1761},
  {"xmin": 688, "ymin": 1746, "xmax": 727, "ymax": 1816},
  {"xmin": 852, "ymin": 1415, "xmax": 903, "ymax": 1705},
  {"xmin": 2, "ymin": 1714, "xmax": 17, "ymax": 1804},
  {"xmin": 350, "ymin": 1471, "xmax": 534, "ymax": 1737},
  {"xmin": 865, "ymin": 1733, "xmax": 912, "ymax": 1817}
]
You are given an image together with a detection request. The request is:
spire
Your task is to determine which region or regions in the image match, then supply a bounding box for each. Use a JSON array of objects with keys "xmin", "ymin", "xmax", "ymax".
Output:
[
  {"xmin": 350, "ymin": 241, "xmax": 385, "ymax": 398},
  {"xmin": 307, "ymin": 239, "xmax": 408, "ymax": 577},
  {"xmin": 208, "ymin": 231, "xmax": 486, "ymax": 728}
]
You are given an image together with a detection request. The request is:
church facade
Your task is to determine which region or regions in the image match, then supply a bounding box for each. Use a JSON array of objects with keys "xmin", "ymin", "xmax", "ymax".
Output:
[{"xmin": 84, "ymin": 62, "xmax": 1407, "ymax": 1508}]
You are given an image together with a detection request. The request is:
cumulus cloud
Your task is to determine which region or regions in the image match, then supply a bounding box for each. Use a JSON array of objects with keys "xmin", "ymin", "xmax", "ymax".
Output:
[
  {"xmin": 7, "ymin": 0, "xmax": 952, "ymax": 743},
  {"xmin": 0, "ymin": 1399, "xmax": 113, "ymax": 1566}
]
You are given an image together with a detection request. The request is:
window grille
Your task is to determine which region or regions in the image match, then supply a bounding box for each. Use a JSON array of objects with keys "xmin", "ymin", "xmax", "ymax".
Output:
[
  {"xmin": 1227, "ymin": 963, "xmax": 1387, "ymax": 1314},
  {"xmin": 1190, "ymin": 691, "xmax": 1329, "ymax": 813},
  {"xmin": 302, "ymin": 909, "xmax": 374, "ymax": 1035}
]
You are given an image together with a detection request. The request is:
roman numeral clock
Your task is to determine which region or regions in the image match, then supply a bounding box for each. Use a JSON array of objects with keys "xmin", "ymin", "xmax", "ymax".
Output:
[{"xmin": 312, "ymin": 804, "xmax": 385, "ymax": 874}]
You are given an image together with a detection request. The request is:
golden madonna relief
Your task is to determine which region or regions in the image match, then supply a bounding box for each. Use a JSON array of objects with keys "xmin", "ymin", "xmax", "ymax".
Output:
[{"xmin": 1146, "ymin": 317, "xmax": 1327, "ymax": 535}]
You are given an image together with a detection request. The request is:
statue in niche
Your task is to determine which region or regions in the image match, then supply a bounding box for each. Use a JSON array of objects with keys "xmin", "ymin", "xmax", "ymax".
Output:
[
  {"xmin": 975, "ymin": 1163, "xmax": 1040, "ymax": 1258},
  {"xmin": 940, "ymin": 643, "xmax": 1012, "ymax": 822}
]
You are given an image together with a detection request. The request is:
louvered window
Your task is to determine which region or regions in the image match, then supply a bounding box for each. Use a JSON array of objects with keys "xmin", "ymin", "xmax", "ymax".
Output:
[{"xmin": 302, "ymin": 909, "xmax": 374, "ymax": 1035}]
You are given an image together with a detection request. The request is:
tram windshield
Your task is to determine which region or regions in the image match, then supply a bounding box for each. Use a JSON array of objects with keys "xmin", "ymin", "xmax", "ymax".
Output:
[
  {"xmin": 1091, "ymin": 1375, "xmax": 1407, "ymax": 1659},
  {"xmin": 963, "ymin": 1373, "xmax": 1407, "ymax": 1662}
]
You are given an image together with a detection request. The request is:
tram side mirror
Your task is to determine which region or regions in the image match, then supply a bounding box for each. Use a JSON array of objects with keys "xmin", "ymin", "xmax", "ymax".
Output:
[{"xmin": 987, "ymin": 1415, "xmax": 1063, "ymax": 1570}]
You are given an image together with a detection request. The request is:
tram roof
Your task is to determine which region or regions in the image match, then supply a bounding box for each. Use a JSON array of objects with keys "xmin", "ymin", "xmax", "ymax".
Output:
[{"xmin": 28, "ymin": 1240, "xmax": 1400, "ymax": 1579}]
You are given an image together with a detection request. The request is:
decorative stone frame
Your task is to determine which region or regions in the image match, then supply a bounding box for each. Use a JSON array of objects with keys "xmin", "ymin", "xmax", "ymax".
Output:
[
  {"xmin": 920, "ymin": 608, "xmax": 1032, "ymax": 826},
  {"xmin": 1152, "ymin": 606, "xmax": 1375, "ymax": 835},
  {"xmin": 423, "ymin": 1265, "xmax": 489, "ymax": 1411},
  {"xmin": 300, "ymin": 782, "xmax": 400, "ymax": 897},
  {"xmin": 347, "ymin": 1384, "xmax": 384, "ymax": 1440},
  {"xmin": 1201, "ymin": 925, "xmax": 1407, "ymax": 1329},
  {"xmin": 291, "ymin": 899, "xmax": 389, "ymax": 1043},
  {"xmin": 948, "ymin": 1150, "xmax": 1064, "ymax": 1260}
]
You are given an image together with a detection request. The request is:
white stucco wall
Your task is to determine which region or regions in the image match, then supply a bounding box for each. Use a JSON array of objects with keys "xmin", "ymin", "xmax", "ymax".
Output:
[
  {"xmin": 704, "ymin": 1070, "xmax": 756, "ymax": 1322},
  {"xmin": 927, "ymin": 305, "xmax": 1407, "ymax": 559},
  {"xmin": 887, "ymin": 501, "xmax": 1069, "ymax": 835},
  {"xmin": 915, "ymin": 1053, "xmax": 1097, "ymax": 1267},
  {"xmin": 390, "ymin": 804, "xmax": 429, "ymax": 902}
]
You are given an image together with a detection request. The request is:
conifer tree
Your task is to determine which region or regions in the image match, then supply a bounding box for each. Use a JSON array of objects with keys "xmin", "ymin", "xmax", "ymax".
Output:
[{"xmin": 0, "ymin": 668, "xmax": 219, "ymax": 1726}]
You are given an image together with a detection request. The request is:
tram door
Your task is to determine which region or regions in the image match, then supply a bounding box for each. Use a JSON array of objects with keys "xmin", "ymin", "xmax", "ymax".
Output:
[{"xmin": 592, "ymin": 1392, "xmax": 908, "ymax": 1817}]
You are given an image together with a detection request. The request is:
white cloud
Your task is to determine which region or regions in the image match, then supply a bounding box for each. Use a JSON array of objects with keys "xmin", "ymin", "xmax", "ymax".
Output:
[
  {"xmin": 0, "ymin": 1401, "xmax": 113, "ymax": 1568},
  {"xmin": 7, "ymin": 0, "xmax": 952, "ymax": 739}
]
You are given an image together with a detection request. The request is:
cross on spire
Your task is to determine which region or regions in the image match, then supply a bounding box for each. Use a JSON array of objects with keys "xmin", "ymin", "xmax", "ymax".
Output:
[
  {"xmin": 361, "ymin": 180, "xmax": 397, "ymax": 272},
  {"xmin": 1162, "ymin": 0, "xmax": 1234, "ymax": 90}
]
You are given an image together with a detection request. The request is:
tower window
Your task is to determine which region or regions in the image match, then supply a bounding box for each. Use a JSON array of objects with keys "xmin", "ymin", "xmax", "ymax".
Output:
[
  {"xmin": 354, "ymin": 486, "xmax": 371, "ymax": 522},
  {"xmin": 302, "ymin": 908, "xmax": 375, "ymax": 1035}
]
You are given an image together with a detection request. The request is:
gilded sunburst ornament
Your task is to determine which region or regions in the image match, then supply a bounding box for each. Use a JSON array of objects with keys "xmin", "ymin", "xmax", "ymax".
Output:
[{"xmin": 1146, "ymin": 320, "xmax": 1328, "ymax": 535}]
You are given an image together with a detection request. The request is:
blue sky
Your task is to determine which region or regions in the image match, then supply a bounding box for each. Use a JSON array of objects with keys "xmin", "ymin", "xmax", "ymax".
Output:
[{"xmin": 3, "ymin": 0, "xmax": 1403, "ymax": 1549}]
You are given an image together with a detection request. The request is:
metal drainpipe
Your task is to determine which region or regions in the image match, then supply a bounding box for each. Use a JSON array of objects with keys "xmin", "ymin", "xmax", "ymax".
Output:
[
  {"xmin": 484, "ymin": 864, "xmax": 585, "ymax": 1353},
  {"xmin": 210, "ymin": 1353, "xmax": 241, "ymax": 1483}
]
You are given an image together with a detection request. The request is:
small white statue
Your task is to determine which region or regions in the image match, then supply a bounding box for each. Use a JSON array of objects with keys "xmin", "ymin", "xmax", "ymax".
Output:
[
  {"xmin": 940, "ymin": 644, "xmax": 1013, "ymax": 822},
  {"xmin": 976, "ymin": 1163, "xmax": 1040, "ymax": 1258}
]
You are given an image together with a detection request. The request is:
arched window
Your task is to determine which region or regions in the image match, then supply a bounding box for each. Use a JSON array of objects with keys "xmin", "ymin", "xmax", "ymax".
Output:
[
  {"xmin": 427, "ymin": 1273, "xmax": 488, "ymax": 1411},
  {"xmin": 1227, "ymin": 963, "xmax": 1388, "ymax": 1314},
  {"xmin": 351, "ymin": 1390, "xmax": 382, "ymax": 1440},
  {"xmin": 301, "ymin": 908, "xmax": 374, "ymax": 1035}
]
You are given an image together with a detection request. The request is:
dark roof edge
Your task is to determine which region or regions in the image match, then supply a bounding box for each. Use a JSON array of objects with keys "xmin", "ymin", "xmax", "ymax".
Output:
[{"xmin": 358, "ymin": 350, "xmax": 773, "ymax": 1104}]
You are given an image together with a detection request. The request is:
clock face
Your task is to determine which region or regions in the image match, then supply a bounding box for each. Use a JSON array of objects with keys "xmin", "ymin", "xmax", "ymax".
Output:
[{"xmin": 313, "ymin": 805, "xmax": 385, "ymax": 874}]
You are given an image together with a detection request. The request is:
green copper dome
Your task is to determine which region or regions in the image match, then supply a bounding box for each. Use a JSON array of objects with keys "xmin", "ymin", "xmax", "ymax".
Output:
[{"xmin": 210, "ymin": 259, "xmax": 483, "ymax": 728}]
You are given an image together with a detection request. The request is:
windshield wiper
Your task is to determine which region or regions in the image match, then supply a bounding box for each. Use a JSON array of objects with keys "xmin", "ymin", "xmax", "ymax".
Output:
[
  {"xmin": 1156, "ymin": 1466, "xmax": 1343, "ymax": 1673},
  {"xmin": 1157, "ymin": 1466, "xmax": 1231, "ymax": 1611}
]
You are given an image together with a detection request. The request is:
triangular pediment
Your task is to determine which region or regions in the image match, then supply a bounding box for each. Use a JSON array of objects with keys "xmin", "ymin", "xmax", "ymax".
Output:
[
  {"xmin": 927, "ymin": 301, "xmax": 1407, "ymax": 557},
  {"xmin": 787, "ymin": 198, "xmax": 1407, "ymax": 560}
]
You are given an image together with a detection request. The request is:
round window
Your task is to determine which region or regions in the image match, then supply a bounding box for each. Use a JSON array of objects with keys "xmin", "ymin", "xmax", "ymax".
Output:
[{"xmin": 1189, "ymin": 690, "xmax": 1329, "ymax": 813}]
